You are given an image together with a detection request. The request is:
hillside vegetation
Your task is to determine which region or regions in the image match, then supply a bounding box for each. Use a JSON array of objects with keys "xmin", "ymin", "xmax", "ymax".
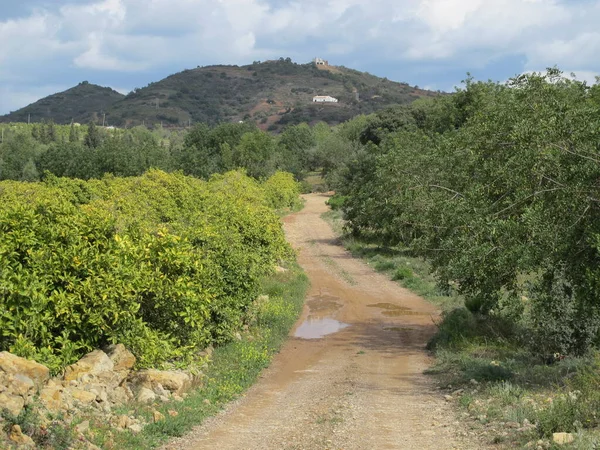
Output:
[
  {"xmin": 0, "ymin": 82, "xmax": 125, "ymax": 125},
  {"xmin": 1, "ymin": 59, "xmax": 437, "ymax": 131}
]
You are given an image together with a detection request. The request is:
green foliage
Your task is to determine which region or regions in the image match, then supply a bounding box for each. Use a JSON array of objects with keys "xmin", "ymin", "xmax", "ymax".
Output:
[
  {"xmin": 262, "ymin": 172, "xmax": 302, "ymax": 210},
  {"xmin": 83, "ymin": 121, "xmax": 101, "ymax": 149},
  {"xmin": 336, "ymin": 68, "xmax": 600, "ymax": 355},
  {"xmin": 0, "ymin": 170, "xmax": 298, "ymax": 372},
  {"xmin": 326, "ymin": 194, "xmax": 347, "ymax": 211}
]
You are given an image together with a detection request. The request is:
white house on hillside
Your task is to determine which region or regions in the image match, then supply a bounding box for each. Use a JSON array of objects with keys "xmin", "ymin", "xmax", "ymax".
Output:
[
  {"xmin": 313, "ymin": 95, "xmax": 338, "ymax": 103},
  {"xmin": 314, "ymin": 57, "xmax": 329, "ymax": 66}
]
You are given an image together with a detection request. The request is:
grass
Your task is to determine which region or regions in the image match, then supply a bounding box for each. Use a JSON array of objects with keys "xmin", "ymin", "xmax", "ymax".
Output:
[
  {"xmin": 321, "ymin": 209, "xmax": 462, "ymax": 310},
  {"xmin": 321, "ymin": 204, "xmax": 600, "ymax": 449}
]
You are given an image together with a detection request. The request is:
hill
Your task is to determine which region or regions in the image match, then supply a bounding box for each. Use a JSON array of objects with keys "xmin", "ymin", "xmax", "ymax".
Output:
[
  {"xmin": 108, "ymin": 59, "xmax": 438, "ymax": 131},
  {"xmin": 1, "ymin": 60, "xmax": 439, "ymax": 130},
  {"xmin": 0, "ymin": 81, "xmax": 125, "ymax": 125}
]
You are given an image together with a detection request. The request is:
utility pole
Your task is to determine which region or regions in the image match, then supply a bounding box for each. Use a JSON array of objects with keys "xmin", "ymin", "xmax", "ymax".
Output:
[
  {"xmin": 102, "ymin": 113, "xmax": 106, "ymax": 127},
  {"xmin": 1, "ymin": 128, "xmax": 3, "ymax": 144},
  {"xmin": 28, "ymin": 114, "xmax": 30, "ymax": 124}
]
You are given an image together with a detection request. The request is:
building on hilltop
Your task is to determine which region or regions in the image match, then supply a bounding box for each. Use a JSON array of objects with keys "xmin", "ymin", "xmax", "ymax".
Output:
[
  {"xmin": 314, "ymin": 57, "xmax": 329, "ymax": 66},
  {"xmin": 313, "ymin": 95, "xmax": 339, "ymax": 103}
]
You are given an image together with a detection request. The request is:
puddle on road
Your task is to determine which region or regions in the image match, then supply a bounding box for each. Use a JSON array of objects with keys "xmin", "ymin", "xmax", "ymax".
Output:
[
  {"xmin": 294, "ymin": 294, "xmax": 349, "ymax": 339},
  {"xmin": 295, "ymin": 318, "xmax": 350, "ymax": 339},
  {"xmin": 368, "ymin": 303, "xmax": 430, "ymax": 317}
]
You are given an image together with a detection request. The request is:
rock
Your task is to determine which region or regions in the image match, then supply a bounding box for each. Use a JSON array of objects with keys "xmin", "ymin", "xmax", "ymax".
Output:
[
  {"xmin": 75, "ymin": 420, "xmax": 90, "ymax": 434},
  {"xmin": 115, "ymin": 415, "xmax": 130, "ymax": 429},
  {"xmin": 275, "ymin": 266, "xmax": 288, "ymax": 273},
  {"xmin": 69, "ymin": 388, "xmax": 98, "ymax": 404},
  {"xmin": 234, "ymin": 332, "xmax": 242, "ymax": 341},
  {"xmin": 105, "ymin": 344, "xmax": 136, "ymax": 372},
  {"xmin": 168, "ymin": 410, "xmax": 179, "ymax": 417},
  {"xmin": 469, "ymin": 379, "xmax": 479, "ymax": 385},
  {"xmin": 108, "ymin": 385, "xmax": 133, "ymax": 405},
  {"xmin": 9, "ymin": 374, "xmax": 35, "ymax": 397},
  {"xmin": 159, "ymin": 395, "xmax": 170, "ymax": 403},
  {"xmin": 203, "ymin": 399, "xmax": 211, "ymax": 405},
  {"xmin": 154, "ymin": 383, "xmax": 169, "ymax": 397},
  {"xmin": 444, "ymin": 395, "xmax": 453, "ymax": 402},
  {"xmin": 128, "ymin": 423, "xmax": 143, "ymax": 434},
  {"xmin": 172, "ymin": 394, "xmax": 184, "ymax": 402},
  {"xmin": 0, "ymin": 392, "xmax": 25, "ymax": 416},
  {"xmin": 136, "ymin": 387, "xmax": 157, "ymax": 404},
  {"xmin": 152, "ymin": 410, "xmax": 165, "ymax": 423},
  {"xmin": 553, "ymin": 433, "xmax": 574, "ymax": 445},
  {"xmin": 97, "ymin": 389, "xmax": 108, "ymax": 403},
  {"xmin": 9, "ymin": 424, "xmax": 35, "ymax": 447},
  {"xmin": 0, "ymin": 352, "xmax": 50, "ymax": 388},
  {"xmin": 63, "ymin": 350, "xmax": 114, "ymax": 383},
  {"xmin": 39, "ymin": 386, "xmax": 64, "ymax": 413},
  {"xmin": 130, "ymin": 370, "xmax": 191, "ymax": 395}
]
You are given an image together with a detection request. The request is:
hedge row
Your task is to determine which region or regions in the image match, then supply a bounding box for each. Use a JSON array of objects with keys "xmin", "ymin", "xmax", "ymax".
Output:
[{"xmin": 0, "ymin": 170, "xmax": 300, "ymax": 372}]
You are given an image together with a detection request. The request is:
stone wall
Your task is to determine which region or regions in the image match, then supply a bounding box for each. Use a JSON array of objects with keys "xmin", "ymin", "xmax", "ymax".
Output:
[{"xmin": 0, "ymin": 345, "xmax": 207, "ymax": 446}]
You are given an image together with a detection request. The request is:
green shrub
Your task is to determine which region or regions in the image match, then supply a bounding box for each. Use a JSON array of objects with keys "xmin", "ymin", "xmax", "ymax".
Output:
[
  {"xmin": 526, "ymin": 268, "xmax": 600, "ymax": 357},
  {"xmin": 427, "ymin": 308, "xmax": 478, "ymax": 350},
  {"xmin": 326, "ymin": 194, "xmax": 347, "ymax": 211},
  {"xmin": 0, "ymin": 170, "xmax": 298, "ymax": 372},
  {"xmin": 393, "ymin": 266, "xmax": 413, "ymax": 281},
  {"xmin": 299, "ymin": 180, "xmax": 312, "ymax": 194},
  {"xmin": 262, "ymin": 171, "xmax": 302, "ymax": 210}
]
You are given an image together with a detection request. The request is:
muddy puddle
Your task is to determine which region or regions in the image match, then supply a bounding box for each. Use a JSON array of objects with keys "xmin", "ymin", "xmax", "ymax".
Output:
[
  {"xmin": 295, "ymin": 318, "xmax": 349, "ymax": 339},
  {"xmin": 294, "ymin": 294, "xmax": 349, "ymax": 339},
  {"xmin": 368, "ymin": 303, "xmax": 431, "ymax": 317}
]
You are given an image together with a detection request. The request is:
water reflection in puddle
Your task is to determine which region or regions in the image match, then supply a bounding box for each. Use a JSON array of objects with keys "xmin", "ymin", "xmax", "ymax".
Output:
[{"xmin": 295, "ymin": 318, "xmax": 349, "ymax": 339}]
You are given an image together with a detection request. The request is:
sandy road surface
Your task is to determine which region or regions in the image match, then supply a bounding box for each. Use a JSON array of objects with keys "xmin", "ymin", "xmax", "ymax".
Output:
[{"xmin": 164, "ymin": 194, "xmax": 479, "ymax": 450}]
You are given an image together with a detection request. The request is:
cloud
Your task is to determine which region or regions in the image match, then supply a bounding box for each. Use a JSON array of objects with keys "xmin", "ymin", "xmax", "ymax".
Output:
[{"xmin": 2, "ymin": 0, "xmax": 600, "ymax": 114}]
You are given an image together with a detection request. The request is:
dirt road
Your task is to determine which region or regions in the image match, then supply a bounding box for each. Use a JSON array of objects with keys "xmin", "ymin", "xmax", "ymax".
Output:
[{"xmin": 165, "ymin": 194, "xmax": 478, "ymax": 450}]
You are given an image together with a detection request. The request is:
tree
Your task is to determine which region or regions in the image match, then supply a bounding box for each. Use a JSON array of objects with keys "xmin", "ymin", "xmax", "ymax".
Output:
[
  {"xmin": 69, "ymin": 123, "xmax": 80, "ymax": 143},
  {"xmin": 84, "ymin": 121, "xmax": 101, "ymax": 149},
  {"xmin": 233, "ymin": 130, "xmax": 276, "ymax": 179},
  {"xmin": 277, "ymin": 123, "xmax": 316, "ymax": 177}
]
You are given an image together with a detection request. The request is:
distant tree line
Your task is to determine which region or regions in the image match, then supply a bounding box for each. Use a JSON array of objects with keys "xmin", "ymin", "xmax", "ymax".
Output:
[{"xmin": 0, "ymin": 119, "xmax": 347, "ymax": 183}]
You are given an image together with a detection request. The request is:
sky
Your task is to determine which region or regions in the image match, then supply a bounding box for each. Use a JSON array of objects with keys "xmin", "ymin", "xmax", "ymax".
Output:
[{"xmin": 1, "ymin": 0, "xmax": 599, "ymax": 115}]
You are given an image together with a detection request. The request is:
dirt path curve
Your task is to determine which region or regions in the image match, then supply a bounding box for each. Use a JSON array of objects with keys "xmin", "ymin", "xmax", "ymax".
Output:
[{"xmin": 164, "ymin": 193, "xmax": 480, "ymax": 450}]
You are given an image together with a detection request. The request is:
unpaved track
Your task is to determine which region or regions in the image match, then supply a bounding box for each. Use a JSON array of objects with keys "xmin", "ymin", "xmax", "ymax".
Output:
[{"xmin": 165, "ymin": 194, "xmax": 479, "ymax": 450}]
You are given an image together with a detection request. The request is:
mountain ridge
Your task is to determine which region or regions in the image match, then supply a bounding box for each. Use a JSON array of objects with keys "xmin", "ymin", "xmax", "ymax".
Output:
[
  {"xmin": 1, "ymin": 59, "xmax": 440, "ymax": 130},
  {"xmin": 0, "ymin": 81, "xmax": 125, "ymax": 125}
]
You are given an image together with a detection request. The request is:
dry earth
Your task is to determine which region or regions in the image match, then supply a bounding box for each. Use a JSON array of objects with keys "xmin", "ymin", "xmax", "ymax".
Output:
[{"xmin": 164, "ymin": 194, "xmax": 482, "ymax": 450}]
